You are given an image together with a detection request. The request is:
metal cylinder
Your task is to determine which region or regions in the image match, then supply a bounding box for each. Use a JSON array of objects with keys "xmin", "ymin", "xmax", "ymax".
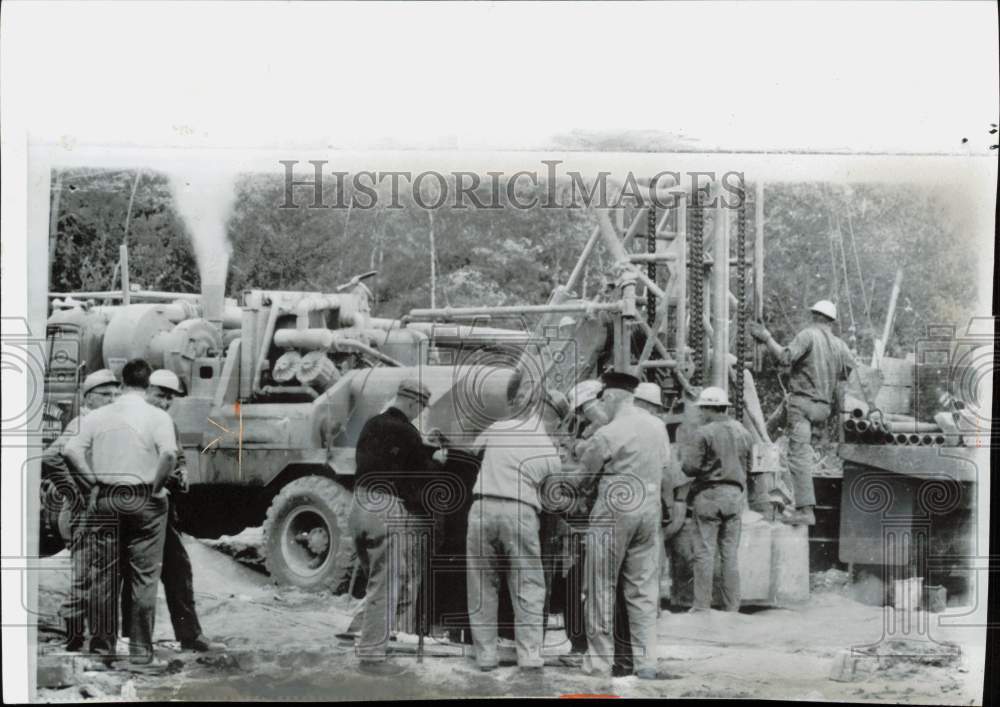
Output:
[
  {"xmin": 895, "ymin": 433, "xmax": 909, "ymax": 445},
  {"xmin": 201, "ymin": 283, "xmax": 226, "ymax": 335},
  {"xmin": 844, "ymin": 419, "xmax": 858, "ymax": 433},
  {"xmin": 920, "ymin": 434, "xmax": 934, "ymax": 446},
  {"xmin": 934, "ymin": 434, "xmax": 946, "ymax": 446},
  {"xmin": 883, "ymin": 420, "xmax": 941, "ymax": 434},
  {"xmin": 908, "ymin": 434, "xmax": 920, "ymax": 445},
  {"xmin": 885, "ymin": 433, "xmax": 897, "ymax": 444},
  {"xmin": 272, "ymin": 351, "xmax": 302, "ymax": 383},
  {"xmin": 297, "ymin": 350, "xmax": 340, "ymax": 392},
  {"xmin": 856, "ymin": 419, "xmax": 870, "ymax": 433}
]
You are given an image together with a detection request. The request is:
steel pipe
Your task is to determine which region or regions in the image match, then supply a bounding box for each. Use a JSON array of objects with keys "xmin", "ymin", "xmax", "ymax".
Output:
[
  {"xmin": 407, "ymin": 301, "xmax": 623, "ymax": 320},
  {"xmin": 883, "ymin": 421, "xmax": 941, "ymax": 434},
  {"xmin": 894, "ymin": 433, "xmax": 909, "ymax": 445},
  {"xmin": 907, "ymin": 434, "xmax": 921, "ymax": 445}
]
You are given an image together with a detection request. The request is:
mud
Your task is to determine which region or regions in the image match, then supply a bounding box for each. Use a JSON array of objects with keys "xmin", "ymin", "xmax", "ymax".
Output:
[{"xmin": 35, "ymin": 533, "xmax": 985, "ymax": 703}]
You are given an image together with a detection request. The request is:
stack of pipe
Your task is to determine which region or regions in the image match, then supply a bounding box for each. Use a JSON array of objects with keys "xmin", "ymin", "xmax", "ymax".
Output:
[{"xmin": 841, "ymin": 407, "xmax": 958, "ymax": 447}]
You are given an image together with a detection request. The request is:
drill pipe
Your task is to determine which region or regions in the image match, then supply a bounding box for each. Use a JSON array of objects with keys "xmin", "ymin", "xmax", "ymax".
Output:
[
  {"xmin": 882, "ymin": 420, "xmax": 941, "ymax": 434},
  {"xmin": 907, "ymin": 434, "xmax": 921, "ymax": 445},
  {"xmin": 920, "ymin": 434, "xmax": 934, "ymax": 446},
  {"xmin": 895, "ymin": 434, "xmax": 910, "ymax": 445},
  {"xmin": 844, "ymin": 419, "xmax": 858, "ymax": 433}
]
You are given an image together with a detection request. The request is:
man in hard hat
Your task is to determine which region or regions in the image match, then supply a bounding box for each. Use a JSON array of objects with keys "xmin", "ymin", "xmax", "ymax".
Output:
[
  {"xmin": 578, "ymin": 371, "xmax": 670, "ymax": 680},
  {"xmin": 465, "ymin": 385, "xmax": 568, "ymax": 673},
  {"xmin": 129, "ymin": 370, "xmax": 224, "ymax": 653},
  {"xmin": 42, "ymin": 369, "xmax": 119, "ymax": 652},
  {"xmin": 63, "ymin": 359, "xmax": 178, "ymax": 672},
  {"xmin": 681, "ymin": 387, "xmax": 754, "ymax": 612},
  {"xmin": 351, "ymin": 378, "xmax": 441, "ymax": 676},
  {"xmin": 750, "ymin": 300, "xmax": 856, "ymax": 525},
  {"xmin": 558, "ymin": 380, "xmax": 607, "ymax": 661}
]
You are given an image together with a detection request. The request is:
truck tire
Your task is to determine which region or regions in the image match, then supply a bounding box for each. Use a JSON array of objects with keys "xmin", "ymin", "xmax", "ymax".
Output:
[{"xmin": 262, "ymin": 476, "xmax": 353, "ymax": 591}]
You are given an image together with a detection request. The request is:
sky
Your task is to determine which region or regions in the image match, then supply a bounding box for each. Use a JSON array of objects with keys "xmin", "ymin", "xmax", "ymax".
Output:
[{"xmin": 2, "ymin": 1, "xmax": 998, "ymax": 154}]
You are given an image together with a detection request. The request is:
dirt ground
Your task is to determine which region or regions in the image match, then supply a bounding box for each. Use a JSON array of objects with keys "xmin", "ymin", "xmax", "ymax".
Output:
[{"xmin": 34, "ymin": 531, "xmax": 985, "ymax": 703}]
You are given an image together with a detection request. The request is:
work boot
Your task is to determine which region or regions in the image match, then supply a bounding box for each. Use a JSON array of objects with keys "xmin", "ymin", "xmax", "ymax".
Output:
[
  {"xmin": 64, "ymin": 618, "xmax": 85, "ymax": 652},
  {"xmin": 358, "ymin": 660, "xmax": 407, "ymax": 676},
  {"xmin": 181, "ymin": 635, "xmax": 226, "ymax": 652},
  {"xmin": 89, "ymin": 636, "xmax": 115, "ymax": 656},
  {"xmin": 786, "ymin": 506, "xmax": 816, "ymax": 526},
  {"xmin": 612, "ymin": 664, "xmax": 633, "ymax": 678}
]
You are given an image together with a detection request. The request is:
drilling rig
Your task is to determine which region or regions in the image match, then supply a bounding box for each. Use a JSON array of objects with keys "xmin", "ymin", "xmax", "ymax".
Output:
[{"xmin": 42, "ymin": 173, "xmax": 785, "ymax": 604}]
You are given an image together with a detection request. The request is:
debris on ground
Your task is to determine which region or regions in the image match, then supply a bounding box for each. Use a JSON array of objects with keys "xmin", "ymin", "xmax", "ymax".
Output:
[
  {"xmin": 810, "ymin": 568, "xmax": 851, "ymax": 594},
  {"xmin": 32, "ymin": 535, "xmax": 983, "ymax": 703}
]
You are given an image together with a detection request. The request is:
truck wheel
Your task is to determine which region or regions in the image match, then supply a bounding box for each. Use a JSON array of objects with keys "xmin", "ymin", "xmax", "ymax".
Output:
[{"xmin": 263, "ymin": 476, "xmax": 352, "ymax": 590}]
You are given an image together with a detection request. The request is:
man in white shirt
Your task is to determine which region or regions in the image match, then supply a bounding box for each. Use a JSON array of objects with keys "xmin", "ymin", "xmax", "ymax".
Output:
[
  {"xmin": 465, "ymin": 384, "xmax": 569, "ymax": 672},
  {"xmin": 63, "ymin": 358, "xmax": 178, "ymax": 671}
]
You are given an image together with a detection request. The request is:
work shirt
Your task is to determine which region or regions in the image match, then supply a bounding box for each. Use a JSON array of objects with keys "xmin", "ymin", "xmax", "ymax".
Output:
[
  {"xmin": 471, "ymin": 415, "xmax": 561, "ymax": 513},
  {"xmin": 581, "ymin": 406, "xmax": 670, "ymax": 513},
  {"xmin": 355, "ymin": 406, "xmax": 437, "ymax": 515},
  {"xmin": 41, "ymin": 408, "xmax": 94, "ymax": 501},
  {"xmin": 681, "ymin": 418, "xmax": 753, "ymax": 496},
  {"xmin": 63, "ymin": 391, "xmax": 177, "ymax": 491},
  {"xmin": 778, "ymin": 324, "xmax": 856, "ymax": 405}
]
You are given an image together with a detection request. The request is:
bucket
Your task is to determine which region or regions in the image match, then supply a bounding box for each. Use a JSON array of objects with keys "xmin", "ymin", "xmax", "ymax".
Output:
[
  {"xmin": 924, "ymin": 585, "xmax": 947, "ymax": 613},
  {"xmin": 893, "ymin": 577, "xmax": 923, "ymax": 610}
]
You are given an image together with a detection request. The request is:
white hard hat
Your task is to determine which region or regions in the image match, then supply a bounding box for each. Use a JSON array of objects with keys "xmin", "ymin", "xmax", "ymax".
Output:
[
  {"xmin": 634, "ymin": 382, "xmax": 663, "ymax": 408},
  {"xmin": 81, "ymin": 369, "xmax": 118, "ymax": 396},
  {"xmin": 695, "ymin": 386, "xmax": 730, "ymax": 407},
  {"xmin": 558, "ymin": 315, "xmax": 576, "ymax": 328},
  {"xmin": 149, "ymin": 369, "xmax": 184, "ymax": 395},
  {"xmin": 810, "ymin": 299, "xmax": 837, "ymax": 321},
  {"xmin": 570, "ymin": 380, "xmax": 603, "ymax": 411}
]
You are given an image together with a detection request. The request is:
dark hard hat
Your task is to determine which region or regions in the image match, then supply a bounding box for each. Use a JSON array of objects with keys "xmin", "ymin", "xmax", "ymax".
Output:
[{"xmin": 601, "ymin": 370, "xmax": 639, "ymax": 392}]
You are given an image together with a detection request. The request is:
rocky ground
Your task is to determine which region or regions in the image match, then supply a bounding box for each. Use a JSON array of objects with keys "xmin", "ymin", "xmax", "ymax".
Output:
[{"xmin": 34, "ymin": 531, "xmax": 986, "ymax": 703}]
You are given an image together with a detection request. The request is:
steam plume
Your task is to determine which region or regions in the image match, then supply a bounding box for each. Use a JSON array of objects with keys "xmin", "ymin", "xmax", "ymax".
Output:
[{"xmin": 167, "ymin": 167, "xmax": 237, "ymax": 327}]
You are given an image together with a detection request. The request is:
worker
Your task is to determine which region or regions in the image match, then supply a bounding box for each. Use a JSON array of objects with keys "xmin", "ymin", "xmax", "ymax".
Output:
[
  {"xmin": 63, "ymin": 359, "xmax": 178, "ymax": 672},
  {"xmin": 351, "ymin": 378, "xmax": 441, "ymax": 676},
  {"xmin": 559, "ymin": 380, "xmax": 605, "ymax": 659},
  {"xmin": 578, "ymin": 370, "xmax": 670, "ymax": 680},
  {"xmin": 466, "ymin": 385, "xmax": 568, "ymax": 672},
  {"xmin": 121, "ymin": 369, "xmax": 224, "ymax": 653},
  {"xmin": 750, "ymin": 299, "xmax": 856, "ymax": 524},
  {"xmin": 42, "ymin": 369, "xmax": 120, "ymax": 652},
  {"xmin": 680, "ymin": 386, "xmax": 753, "ymax": 612}
]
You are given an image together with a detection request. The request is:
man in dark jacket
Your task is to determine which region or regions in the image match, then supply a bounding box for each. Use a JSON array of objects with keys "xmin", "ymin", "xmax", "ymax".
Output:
[
  {"xmin": 681, "ymin": 386, "xmax": 754, "ymax": 612},
  {"xmin": 351, "ymin": 378, "xmax": 442, "ymax": 676}
]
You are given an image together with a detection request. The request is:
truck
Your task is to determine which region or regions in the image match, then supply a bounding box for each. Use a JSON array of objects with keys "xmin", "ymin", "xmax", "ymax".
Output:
[{"xmin": 43, "ymin": 173, "xmax": 800, "ymax": 607}]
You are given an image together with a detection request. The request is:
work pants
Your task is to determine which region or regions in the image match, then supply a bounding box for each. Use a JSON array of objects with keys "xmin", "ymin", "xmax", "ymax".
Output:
[
  {"xmin": 466, "ymin": 497, "xmax": 546, "ymax": 669},
  {"xmin": 350, "ymin": 488, "xmax": 424, "ymax": 662},
  {"xmin": 583, "ymin": 498, "xmax": 660, "ymax": 676},
  {"xmin": 691, "ymin": 484, "xmax": 743, "ymax": 611},
  {"xmin": 566, "ymin": 529, "xmax": 634, "ymax": 671},
  {"xmin": 121, "ymin": 498, "xmax": 202, "ymax": 643},
  {"xmin": 59, "ymin": 501, "xmax": 92, "ymax": 637},
  {"xmin": 87, "ymin": 489, "xmax": 168, "ymax": 661},
  {"xmin": 785, "ymin": 395, "xmax": 831, "ymax": 508}
]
